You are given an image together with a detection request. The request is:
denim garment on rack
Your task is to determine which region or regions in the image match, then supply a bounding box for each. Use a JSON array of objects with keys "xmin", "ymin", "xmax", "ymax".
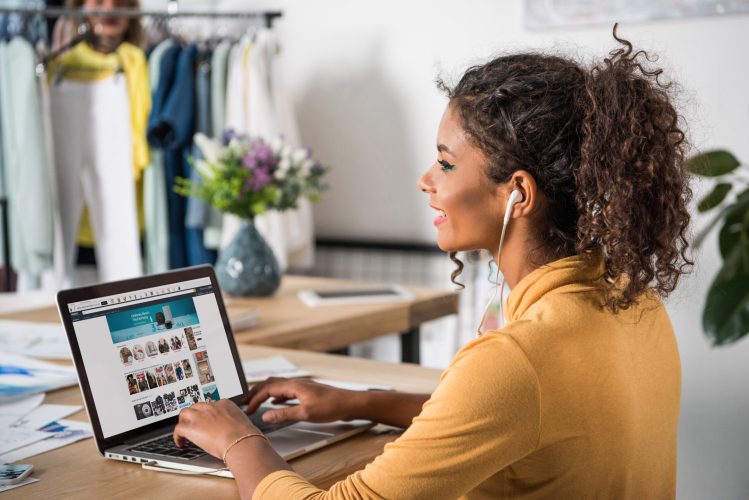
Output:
[
  {"xmin": 143, "ymin": 39, "xmax": 176, "ymax": 274},
  {"xmin": 147, "ymin": 43, "xmax": 198, "ymax": 269},
  {"xmin": 0, "ymin": 0, "xmax": 47, "ymax": 46},
  {"xmin": 184, "ymin": 49, "xmax": 216, "ymax": 266}
]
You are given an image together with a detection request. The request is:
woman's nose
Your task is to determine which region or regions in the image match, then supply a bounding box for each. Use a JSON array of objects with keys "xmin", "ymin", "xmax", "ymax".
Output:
[{"xmin": 417, "ymin": 169, "xmax": 434, "ymax": 194}]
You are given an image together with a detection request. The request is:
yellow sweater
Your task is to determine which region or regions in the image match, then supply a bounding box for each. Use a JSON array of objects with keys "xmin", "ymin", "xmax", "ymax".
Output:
[{"xmin": 254, "ymin": 254, "xmax": 680, "ymax": 499}]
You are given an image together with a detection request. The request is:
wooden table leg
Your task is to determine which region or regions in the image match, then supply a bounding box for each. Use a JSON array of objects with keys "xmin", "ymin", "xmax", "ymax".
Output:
[{"xmin": 400, "ymin": 327, "xmax": 420, "ymax": 364}]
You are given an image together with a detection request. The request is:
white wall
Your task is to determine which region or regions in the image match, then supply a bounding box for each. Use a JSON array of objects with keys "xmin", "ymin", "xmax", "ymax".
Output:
[{"xmin": 152, "ymin": 1, "xmax": 749, "ymax": 497}]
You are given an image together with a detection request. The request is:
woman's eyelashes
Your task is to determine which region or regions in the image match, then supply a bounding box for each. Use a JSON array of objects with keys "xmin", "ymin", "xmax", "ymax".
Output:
[{"xmin": 438, "ymin": 159, "xmax": 456, "ymax": 172}]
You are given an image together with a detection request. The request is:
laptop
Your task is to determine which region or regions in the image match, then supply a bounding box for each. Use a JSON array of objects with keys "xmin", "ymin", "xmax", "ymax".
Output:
[{"xmin": 56, "ymin": 265, "xmax": 374, "ymax": 477}]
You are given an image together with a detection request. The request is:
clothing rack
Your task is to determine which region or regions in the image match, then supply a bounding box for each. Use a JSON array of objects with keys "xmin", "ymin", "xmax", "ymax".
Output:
[
  {"xmin": 0, "ymin": 5, "xmax": 283, "ymax": 291},
  {"xmin": 0, "ymin": 6, "xmax": 283, "ymax": 29}
]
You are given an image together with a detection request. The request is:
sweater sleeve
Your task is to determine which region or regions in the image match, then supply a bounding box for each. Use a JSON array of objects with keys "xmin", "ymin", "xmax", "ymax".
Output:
[{"xmin": 253, "ymin": 334, "xmax": 541, "ymax": 500}]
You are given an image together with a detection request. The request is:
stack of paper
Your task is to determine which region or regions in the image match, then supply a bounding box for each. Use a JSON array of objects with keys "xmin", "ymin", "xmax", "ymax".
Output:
[
  {"xmin": 242, "ymin": 356, "xmax": 393, "ymax": 391},
  {"xmin": 0, "ymin": 320, "xmax": 71, "ymax": 360},
  {"xmin": 243, "ymin": 355, "xmax": 312, "ymax": 383},
  {"xmin": 0, "ymin": 419, "xmax": 92, "ymax": 462},
  {"xmin": 0, "ymin": 353, "xmax": 78, "ymax": 401},
  {"xmin": 0, "ymin": 392, "xmax": 90, "ymax": 462}
]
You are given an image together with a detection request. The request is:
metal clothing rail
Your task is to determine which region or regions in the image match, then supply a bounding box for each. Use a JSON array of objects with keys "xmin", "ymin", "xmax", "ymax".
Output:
[
  {"xmin": 0, "ymin": 5, "xmax": 283, "ymax": 290},
  {"xmin": 0, "ymin": 6, "xmax": 283, "ymax": 28}
]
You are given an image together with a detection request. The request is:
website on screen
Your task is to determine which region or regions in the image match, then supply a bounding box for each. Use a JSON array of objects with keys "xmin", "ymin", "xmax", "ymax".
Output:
[{"xmin": 69, "ymin": 277, "xmax": 243, "ymax": 438}]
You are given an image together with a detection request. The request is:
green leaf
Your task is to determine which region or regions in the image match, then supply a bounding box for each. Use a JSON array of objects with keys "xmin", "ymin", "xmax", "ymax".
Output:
[
  {"xmin": 686, "ymin": 150, "xmax": 741, "ymax": 177},
  {"xmin": 716, "ymin": 197, "xmax": 749, "ymax": 258},
  {"xmin": 697, "ymin": 183, "xmax": 732, "ymax": 213},
  {"xmin": 695, "ymin": 187, "xmax": 749, "ymax": 248},
  {"xmin": 703, "ymin": 244, "xmax": 749, "ymax": 346}
]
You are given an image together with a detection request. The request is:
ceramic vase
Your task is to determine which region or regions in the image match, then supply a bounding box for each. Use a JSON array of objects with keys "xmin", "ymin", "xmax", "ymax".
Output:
[{"xmin": 214, "ymin": 220, "xmax": 281, "ymax": 296}]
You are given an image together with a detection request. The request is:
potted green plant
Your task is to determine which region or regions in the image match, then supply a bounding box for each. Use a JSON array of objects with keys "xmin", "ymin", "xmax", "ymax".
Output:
[{"xmin": 685, "ymin": 150, "xmax": 749, "ymax": 345}]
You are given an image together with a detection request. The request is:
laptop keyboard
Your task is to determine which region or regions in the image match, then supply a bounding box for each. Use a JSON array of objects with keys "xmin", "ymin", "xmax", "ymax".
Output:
[
  {"xmin": 130, "ymin": 435, "xmax": 206, "ymax": 460},
  {"xmin": 129, "ymin": 408, "xmax": 293, "ymax": 460}
]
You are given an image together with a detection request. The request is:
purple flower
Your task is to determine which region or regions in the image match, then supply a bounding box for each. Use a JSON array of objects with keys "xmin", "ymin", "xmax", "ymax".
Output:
[
  {"xmin": 242, "ymin": 154, "xmax": 258, "ymax": 170},
  {"xmin": 244, "ymin": 168, "xmax": 273, "ymax": 191},
  {"xmin": 245, "ymin": 139, "xmax": 279, "ymax": 172},
  {"xmin": 221, "ymin": 129, "xmax": 237, "ymax": 146}
]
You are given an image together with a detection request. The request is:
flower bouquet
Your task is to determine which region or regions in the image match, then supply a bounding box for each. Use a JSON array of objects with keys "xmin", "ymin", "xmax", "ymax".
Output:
[
  {"xmin": 176, "ymin": 130, "xmax": 328, "ymax": 296},
  {"xmin": 176, "ymin": 130, "xmax": 327, "ymax": 219}
]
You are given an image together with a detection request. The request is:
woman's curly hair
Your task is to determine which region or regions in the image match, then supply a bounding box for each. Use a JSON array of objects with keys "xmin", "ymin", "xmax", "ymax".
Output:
[{"xmin": 440, "ymin": 26, "xmax": 692, "ymax": 312}]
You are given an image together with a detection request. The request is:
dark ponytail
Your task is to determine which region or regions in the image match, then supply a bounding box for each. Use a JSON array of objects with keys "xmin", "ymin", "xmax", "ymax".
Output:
[
  {"xmin": 575, "ymin": 26, "xmax": 692, "ymax": 311},
  {"xmin": 439, "ymin": 25, "xmax": 692, "ymax": 312}
]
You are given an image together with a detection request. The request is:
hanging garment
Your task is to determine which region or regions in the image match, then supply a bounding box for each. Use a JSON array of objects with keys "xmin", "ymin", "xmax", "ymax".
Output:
[
  {"xmin": 224, "ymin": 38, "xmax": 247, "ymax": 136},
  {"xmin": 202, "ymin": 40, "xmax": 233, "ymax": 251},
  {"xmin": 222, "ymin": 29, "xmax": 314, "ymax": 270},
  {"xmin": 49, "ymin": 41, "xmax": 151, "ymax": 178},
  {"xmin": 0, "ymin": 0, "xmax": 47, "ymax": 46},
  {"xmin": 184, "ymin": 49, "xmax": 217, "ymax": 266},
  {"xmin": 0, "ymin": 38, "xmax": 54, "ymax": 276},
  {"xmin": 147, "ymin": 43, "xmax": 197, "ymax": 269},
  {"xmin": 210, "ymin": 40, "xmax": 232, "ymax": 140},
  {"xmin": 49, "ymin": 72, "xmax": 142, "ymax": 284},
  {"xmin": 143, "ymin": 38, "xmax": 175, "ymax": 274},
  {"xmin": 48, "ymin": 41, "xmax": 151, "ymax": 251}
]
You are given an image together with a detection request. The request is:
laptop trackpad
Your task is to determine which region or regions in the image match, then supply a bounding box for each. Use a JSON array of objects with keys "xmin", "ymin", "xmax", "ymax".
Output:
[{"xmin": 268, "ymin": 428, "xmax": 334, "ymax": 457}]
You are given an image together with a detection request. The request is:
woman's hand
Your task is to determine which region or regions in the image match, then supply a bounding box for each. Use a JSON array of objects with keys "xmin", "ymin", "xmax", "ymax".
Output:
[
  {"xmin": 246, "ymin": 377, "xmax": 361, "ymax": 424},
  {"xmin": 173, "ymin": 400, "xmax": 258, "ymax": 459}
]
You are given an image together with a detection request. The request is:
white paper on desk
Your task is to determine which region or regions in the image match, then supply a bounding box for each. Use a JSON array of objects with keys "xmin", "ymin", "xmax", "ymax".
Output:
[
  {"xmin": 315, "ymin": 379, "xmax": 393, "ymax": 392},
  {"xmin": 228, "ymin": 308, "xmax": 259, "ymax": 332},
  {"xmin": 0, "ymin": 476, "xmax": 39, "ymax": 493},
  {"xmin": 0, "ymin": 353, "xmax": 78, "ymax": 401},
  {"xmin": 0, "ymin": 393, "xmax": 44, "ymax": 427},
  {"xmin": 13, "ymin": 404, "xmax": 81, "ymax": 430},
  {"xmin": 243, "ymin": 356, "xmax": 312, "ymax": 383},
  {"xmin": 0, "ymin": 419, "xmax": 92, "ymax": 462},
  {"xmin": 0, "ymin": 427, "xmax": 49, "ymax": 455},
  {"xmin": 0, "ymin": 319, "xmax": 70, "ymax": 359}
]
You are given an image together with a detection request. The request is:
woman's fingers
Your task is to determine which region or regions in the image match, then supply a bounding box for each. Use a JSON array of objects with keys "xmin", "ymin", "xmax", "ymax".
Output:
[
  {"xmin": 247, "ymin": 377, "xmax": 288, "ymax": 399},
  {"xmin": 262, "ymin": 405, "xmax": 306, "ymax": 424},
  {"xmin": 246, "ymin": 380, "xmax": 300, "ymax": 415},
  {"xmin": 173, "ymin": 419, "xmax": 192, "ymax": 448}
]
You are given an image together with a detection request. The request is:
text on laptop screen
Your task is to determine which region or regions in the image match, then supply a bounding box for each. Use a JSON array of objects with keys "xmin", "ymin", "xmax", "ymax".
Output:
[{"xmin": 68, "ymin": 277, "xmax": 244, "ymax": 438}]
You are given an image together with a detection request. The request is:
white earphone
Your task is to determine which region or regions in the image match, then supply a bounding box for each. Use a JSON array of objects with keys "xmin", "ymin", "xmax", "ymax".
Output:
[{"xmin": 477, "ymin": 189, "xmax": 523, "ymax": 336}]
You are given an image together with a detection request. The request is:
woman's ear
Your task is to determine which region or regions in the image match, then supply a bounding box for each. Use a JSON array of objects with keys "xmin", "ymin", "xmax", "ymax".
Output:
[{"xmin": 503, "ymin": 170, "xmax": 538, "ymax": 219}]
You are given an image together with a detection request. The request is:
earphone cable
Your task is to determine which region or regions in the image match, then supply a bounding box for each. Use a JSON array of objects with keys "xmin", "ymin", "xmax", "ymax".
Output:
[{"xmin": 477, "ymin": 218, "xmax": 509, "ymax": 336}]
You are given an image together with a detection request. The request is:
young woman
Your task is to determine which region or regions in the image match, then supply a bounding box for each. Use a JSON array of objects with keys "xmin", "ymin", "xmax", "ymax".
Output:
[
  {"xmin": 54, "ymin": 0, "xmax": 143, "ymax": 52},
  {"xmin": 172, "ymin": 29, "xmax": 691, "ymax": 499}
]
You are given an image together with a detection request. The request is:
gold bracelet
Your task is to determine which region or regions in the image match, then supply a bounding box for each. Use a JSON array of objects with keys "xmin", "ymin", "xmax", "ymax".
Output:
[{"xmin": 222, "ymin": 432, "xmax": 270, "ymax": 465}]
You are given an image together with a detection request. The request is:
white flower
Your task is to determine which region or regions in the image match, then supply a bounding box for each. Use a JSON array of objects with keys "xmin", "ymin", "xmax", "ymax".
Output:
[
  {"xmin": 269, "ymin": 137, "xmax": 283, "ymax": 156},
  {"xmin": 194, "ymin": 159, "xmax": 215, "ymax": 179},
  {"xmin": 194, "ymin": 133, "xmax": 225, "ymax": 164},
  {"xmin": 300, "ymin": 158, "xmax": 315, "ymax": 177},
  {"xmin": 277, "ymin": 157, "xmax": 291, "ymax": 172},
  {"xmin": 292, "ymin": 147, "xmax": 309, "ymax": 165},
  {"xmin": 274, "ymin": 168, "xmax": 287, "ymax": 180},
  {"xmin": 280, "ymin": 145, "xmax": 292, "ymax": 160}
]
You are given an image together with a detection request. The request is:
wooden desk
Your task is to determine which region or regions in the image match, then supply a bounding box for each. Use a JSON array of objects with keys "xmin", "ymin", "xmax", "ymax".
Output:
[
  {"xmin": 1, "ymin": 275, "xmax": 458, "ymax": 364},
  {"xmin": 7, "ymin": 345, "xmax": 441, "ymax": 500}
]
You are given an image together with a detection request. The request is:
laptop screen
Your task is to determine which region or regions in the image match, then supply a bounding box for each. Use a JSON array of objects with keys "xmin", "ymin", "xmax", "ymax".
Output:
[{"xmin": 67, "ymin": 276, "xmax": 245, "ymax": 439}]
